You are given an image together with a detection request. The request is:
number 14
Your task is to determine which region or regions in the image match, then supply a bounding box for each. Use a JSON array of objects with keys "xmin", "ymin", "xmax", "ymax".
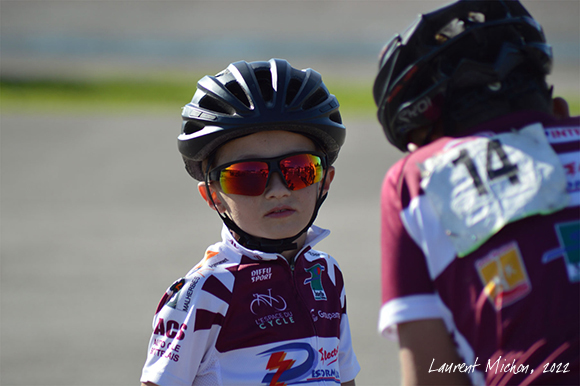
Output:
[{"xmin": 452, "ymin": 139, "xmax": 520, "ymax": 195}]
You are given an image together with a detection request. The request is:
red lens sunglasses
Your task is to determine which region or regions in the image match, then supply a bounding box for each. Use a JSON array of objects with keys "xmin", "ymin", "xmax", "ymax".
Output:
[{"xmin": 207, "ymin": 152, "xmax": 327, "ymax": 196}]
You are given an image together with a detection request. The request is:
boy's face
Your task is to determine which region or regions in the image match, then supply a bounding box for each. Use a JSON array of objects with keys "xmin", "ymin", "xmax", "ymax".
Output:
[{"xmin": 198, "ymin": 130, "xmax": 334, "ymax": 243}]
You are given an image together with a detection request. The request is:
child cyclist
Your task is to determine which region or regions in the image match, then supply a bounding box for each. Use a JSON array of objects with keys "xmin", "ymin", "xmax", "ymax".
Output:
[
  {"xmin": 140, "ymin": 58, "xmax": 360, "ymax": 386},
  {"xmin": 373, "ymin": 0, "xmax": 579, "ymax": 385}
]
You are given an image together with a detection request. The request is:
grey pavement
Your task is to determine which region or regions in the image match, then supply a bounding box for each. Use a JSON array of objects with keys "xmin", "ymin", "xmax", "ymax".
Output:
[{"xmin": 1, "ymin": 113, "xmax": 402, "ymax": 385}]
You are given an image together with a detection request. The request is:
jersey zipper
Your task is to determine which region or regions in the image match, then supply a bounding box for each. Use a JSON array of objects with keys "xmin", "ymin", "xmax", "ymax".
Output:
[{"xmin": 284, "ymin": 252, "xmax": 318, "ymax": 338}]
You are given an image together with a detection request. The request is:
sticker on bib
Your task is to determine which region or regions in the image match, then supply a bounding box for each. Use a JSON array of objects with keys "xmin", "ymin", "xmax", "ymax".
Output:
[
  {"xmin": 476, "ymin": 241, "xmax": 531, "ymax": 309},
  {"xmin": 420, "ymin": 123, "xmax": 569, "ymax": 257}
]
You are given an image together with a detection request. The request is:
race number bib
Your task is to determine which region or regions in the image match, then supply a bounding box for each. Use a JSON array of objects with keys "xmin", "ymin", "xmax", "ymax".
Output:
[{"xmin": 420, "ymin": 123, "xmax": 569, "ymax": 257}]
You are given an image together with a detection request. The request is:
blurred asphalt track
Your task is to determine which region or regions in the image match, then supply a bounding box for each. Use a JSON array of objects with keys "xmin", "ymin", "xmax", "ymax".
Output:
[{"xmin": 1, "ymin": 1, "xmax": 578, "ymax": 385}]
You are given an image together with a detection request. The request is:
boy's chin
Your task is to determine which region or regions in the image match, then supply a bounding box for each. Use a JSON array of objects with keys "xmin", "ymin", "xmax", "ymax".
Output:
[{"xmin": 253, "ymin": 227, "xmax": 307, "ymax": 242}]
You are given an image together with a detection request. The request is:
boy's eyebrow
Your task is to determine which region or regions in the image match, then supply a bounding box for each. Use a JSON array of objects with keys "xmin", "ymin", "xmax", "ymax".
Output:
[
  {"xmin": 214, "ymin": 153, "xmax": 261, "ymax": 166},
  {"xmin": 233, "ymin": 154, "xmax": 262, "ymax": 160}
]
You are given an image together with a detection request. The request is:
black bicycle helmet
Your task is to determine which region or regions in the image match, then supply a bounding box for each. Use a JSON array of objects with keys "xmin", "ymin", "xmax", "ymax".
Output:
[
  {"xmin": 373, "ymin": 0, "xmax": 553, "ymax": 152},
  {"xmin": 178, "ymin": 58, "xmax": 345, "ymax": 254},
  {"xmin": 179, "ymin": 58, "xmax": 345, "ymax": 180}
]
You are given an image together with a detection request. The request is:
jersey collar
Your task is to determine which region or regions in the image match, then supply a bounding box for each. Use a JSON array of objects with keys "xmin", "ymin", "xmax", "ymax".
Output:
[{"xmin": 220, "ymin": 224, "xmax": 330, "ymax": 261}]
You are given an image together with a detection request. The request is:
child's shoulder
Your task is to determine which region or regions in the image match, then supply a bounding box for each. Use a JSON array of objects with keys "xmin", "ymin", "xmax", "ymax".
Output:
[
  {"xmin": 185, "ymin": 245, "xmax": 240, "ymax": 279},
  {"xmin": 154, "ymin": 247, "xmax": 239, "ymax": 316},
  {"xmin": 304, "ymin": 248, "xmax": 341, "ymax": 269}
]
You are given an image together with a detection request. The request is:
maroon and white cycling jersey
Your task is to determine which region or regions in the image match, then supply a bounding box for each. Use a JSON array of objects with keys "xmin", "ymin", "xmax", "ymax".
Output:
[
  {"xmin": 141, "ymin": 225, "xmax": 360, "ymax": 386},
  {"xmin": 379, "ymin": 111, "xmax": 579, "ymax": 385}
]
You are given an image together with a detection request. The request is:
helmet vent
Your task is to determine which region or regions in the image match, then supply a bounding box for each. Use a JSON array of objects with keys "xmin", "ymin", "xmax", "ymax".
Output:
[
  {"xmin": 303, "ymin": 87, "xmax": 328, "ymax": 110},
  {"xmin": 225, "ymin": 81, "xmax": 251, "ymax": 108},
  {"xmin": 183, "ymin": 119, "xmax": 205, "ymax": 135},
  {"xmin": 199, "ymin": 95, "xmax": 235, "ymax": 115},
  {"xmin": 285, "ymin": 78, "xmax": 303, "ymax": 105},
  {"xmin": 255, "ymin": 70, "xmax": 274, "ymax": 102},
  {"xmin": 329, "ymin": 111, "xmax": 342, "ymax": 124}
]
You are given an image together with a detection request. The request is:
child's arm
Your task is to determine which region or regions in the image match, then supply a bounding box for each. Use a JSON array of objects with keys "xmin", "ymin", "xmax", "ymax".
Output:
[{"xmin": 397, "ymin": 319, "xmax": 472, "ymax": 385}]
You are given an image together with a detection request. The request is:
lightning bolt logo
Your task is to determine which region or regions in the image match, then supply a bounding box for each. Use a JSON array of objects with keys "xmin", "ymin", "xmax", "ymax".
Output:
[
  {"xmin": 265, "ymin": 352, "xmax": 296, "ymax": 385},
  {"xmin": 259, "ymin": 343, "xmax": 317, "ymax": 385}
]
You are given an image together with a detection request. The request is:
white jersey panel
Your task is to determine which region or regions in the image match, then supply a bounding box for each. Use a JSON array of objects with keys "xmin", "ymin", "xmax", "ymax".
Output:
[{"xmin": 400, "ymin": 196, "xmax": 457, "ymax": 280}]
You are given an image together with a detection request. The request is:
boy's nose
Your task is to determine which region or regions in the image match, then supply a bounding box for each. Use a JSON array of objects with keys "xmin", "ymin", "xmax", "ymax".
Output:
[{"xmin": 265, "ymin": 172, "xmax": 291, "ymax": 197}]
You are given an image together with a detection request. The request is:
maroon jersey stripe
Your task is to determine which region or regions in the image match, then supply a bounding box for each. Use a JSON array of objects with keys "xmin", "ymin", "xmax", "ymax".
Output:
[
  {"xmin": 194, "ymin": 309, "xmax": 225, "ymax": 331},
  {"xmin": 202, "ymin": 275, "xmax": 233, "ymax": 304}
]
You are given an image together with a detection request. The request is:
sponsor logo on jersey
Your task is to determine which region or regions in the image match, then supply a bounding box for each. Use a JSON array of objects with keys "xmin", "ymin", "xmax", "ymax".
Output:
[
  {"xmin": 155, "ymin": 278, "xmax": 186, "ymax": 314},
  {"xmin": 251, "ymin": 267, "xmax": 272, "ymax": 282},
  {"xmin": 161, "ymin": 276, "xmax": 201, "ymax": 313},
  {"xmin": 255, "ymin": 311, "xmax": 296, "ymax": 330},
  {"xmin": 476, "ymin": 242, "xmax": 531, "ymax": 310},
  {"xmin": 192, "ymin": 255, "xmax": 230, "ymax": 276},
  {"xmin": 559, "ymin": 151, "xmax": 580, "ymax": 200},
  {"xmin": 304, "ymin": 264, "xmax": 327, "ymax": 301},
  {"xmin": 250, "ymin": 289, "xmax": 287, "ymax": 314},
  {"xmin": 307, "ymin": 250, "xmax": 323, "ymax": 258},
  {"xmin": 208, "ymin": 258, "xmax": 229, "ymax": 268},
  {"xmin": 190, "ymin": 251, "xmax": 230, "ymax": 277},
  {"xmin": 310, "ymin": 309, "xmax": 341, "ymax": 323},
  {"xmin": 153, "ymin": 318, "xmax": 187, "ymax": 340},
  {"xmin": 542, "ymin": 220, "xmax": 580, "ymax": 282},
  {"xmin": 544, "ymin": 127, "xmax": 580, "ymax": 144},
  {"xmin": 258, "ymin": 342, "xmax": 317, "ymax": 385},
  {"xmin": 319, "ymin": 345, "xmax": 340, "ymax": 366},
  {"xmin": 258, "ymin": 343, "xmax": 345, "ymax": 385},
  {"xmin": 250, "ymin": 289, "xmax": 296, "ymax": 329},
  {"xmin": 181, "ymin": 277, "xmax": 200, "ymax": 312},
  {"xmin": 150, "ymin": 321, "xmax": 184, "ymax": 363},
  {"xmin": 308, "ymin": 368, "xmax": 340, "ymax": 383},
  {"xmin": 150, "ymin": 335, "xmax": 183, "ymax": 363}
]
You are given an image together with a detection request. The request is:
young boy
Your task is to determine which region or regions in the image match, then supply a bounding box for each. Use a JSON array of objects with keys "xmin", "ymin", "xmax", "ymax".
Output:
[
  {"xmin": 373, "ymin": 1, "xmax": 579, "ymax": 385},
  {"xmin": 140, "ymin": 58, "xmax": 360, "ymax": 386}
]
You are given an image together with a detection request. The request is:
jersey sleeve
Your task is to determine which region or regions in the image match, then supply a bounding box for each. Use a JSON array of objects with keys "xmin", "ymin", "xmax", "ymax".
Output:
[
  {"xmin": 140, "ymin": 273, "xmax": 225, "ymax": 386},
  {"xmin": 337, "ymin": 311, "xmax": 361, "ymax": 382},
  {"xmin": 328, "ymin": 256, "xmax": 361, "ymax": 382},
  {"xmin": 378, "ymin": 158, "xmax": 444, "ymax": 339}
]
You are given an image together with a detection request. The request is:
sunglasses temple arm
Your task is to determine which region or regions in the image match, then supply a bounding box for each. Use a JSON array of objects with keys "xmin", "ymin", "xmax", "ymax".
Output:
[{"xmin": 204, "ymin": 158, "xmax": 226, "ymax": 219}]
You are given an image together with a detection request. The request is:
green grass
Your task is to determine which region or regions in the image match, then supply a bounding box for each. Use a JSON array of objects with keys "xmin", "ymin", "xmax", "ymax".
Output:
[
  {"xmin": 0, "ymin": 77, "xmax": 196, "ymax": 115},
  {"xmin": 1, "ymin": 76, "xmax": 578, "ymax": 117},
  {"xmin": 0, "ymin": 76, "xmax": 376, "ymax": 117}
]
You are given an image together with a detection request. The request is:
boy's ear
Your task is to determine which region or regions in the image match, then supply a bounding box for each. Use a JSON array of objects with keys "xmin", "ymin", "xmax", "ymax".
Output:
[
  {"xmin": 322, "ymin": 166, "xmax": 335, "ymax": 195},
  {"xmin": 553, "ymin": 96, "xmax": 570, "ymax": 119},
  {"xmin": 197, "ymin": 182, "xmax": 226, "ymax": 213}
]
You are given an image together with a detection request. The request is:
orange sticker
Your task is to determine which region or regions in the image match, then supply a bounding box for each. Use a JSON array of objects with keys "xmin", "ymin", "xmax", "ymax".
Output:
[{"xmin": 476, "ymin": 242, "xmax": 531, "ymax": 310}]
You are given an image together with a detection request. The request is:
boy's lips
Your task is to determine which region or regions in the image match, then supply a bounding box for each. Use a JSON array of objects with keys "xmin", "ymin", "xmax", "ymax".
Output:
[{"xmin": 265, "ymin": 206, "xmax": 296, "ymax": 218}]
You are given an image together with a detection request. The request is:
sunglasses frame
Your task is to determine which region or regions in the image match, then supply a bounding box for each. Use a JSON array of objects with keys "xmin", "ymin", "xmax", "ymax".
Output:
[{"xmin": 207, "ymin": 151, "xmax": 328, "ymax": 196}]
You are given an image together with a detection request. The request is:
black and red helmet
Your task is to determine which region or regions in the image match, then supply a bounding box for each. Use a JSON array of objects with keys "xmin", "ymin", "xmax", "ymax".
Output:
[
  {"xmin": 373, "ymin": 0, "xmax": 552, "ymax": 151},
  {"xmin": 179, "ymin": 58, "xmax": 345, "ymax": 180}
]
